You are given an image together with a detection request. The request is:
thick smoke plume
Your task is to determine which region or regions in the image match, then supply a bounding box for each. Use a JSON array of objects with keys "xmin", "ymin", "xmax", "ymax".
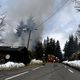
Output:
[{"xmin": 2, "ymin": 0, "xmax": 54, "ymax": 50}]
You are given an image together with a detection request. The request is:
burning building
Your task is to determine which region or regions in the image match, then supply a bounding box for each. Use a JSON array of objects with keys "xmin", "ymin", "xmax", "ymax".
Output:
[{"xmin": 0, "ymin": 46, "xmax": 31, "ymax": 64}]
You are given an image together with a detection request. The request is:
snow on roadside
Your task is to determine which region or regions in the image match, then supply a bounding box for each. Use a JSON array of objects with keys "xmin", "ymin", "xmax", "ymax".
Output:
[
  {"xmin": 30, "ymin": 59, "xmax": 43, "ymax": 64},
  {"xmin": 0, "ymin": 62, "xmax": 25, "ymax": 70},
  {"xmin": 63, "ymin": 60, "xmax": 80, "ymax": 69}
]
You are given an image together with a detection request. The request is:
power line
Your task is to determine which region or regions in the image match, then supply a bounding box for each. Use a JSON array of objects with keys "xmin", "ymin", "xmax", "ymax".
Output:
[
  {"xmin": 36, "ymin": 0, "xmax": 70, "ymax": 29},
  {"xmin": 27, "ymin": 0, "xmax": 70, "ymax": 50},
  {"xmin": 4, "ymin": 0, "xmax": 70, "ymax": 31},
  {"xmin": 4, "ymin": 0, "xmax": 70, "ymax": 30}
]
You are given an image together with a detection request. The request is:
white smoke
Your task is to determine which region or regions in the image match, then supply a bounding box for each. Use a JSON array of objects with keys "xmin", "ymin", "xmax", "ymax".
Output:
[
  {"xmin": 2, "ymin": 0, "xmax": 54, "ymax": 50},
  {"xmin": 6, "ymin": 0, "xmax": 54, "ymax": 22}
]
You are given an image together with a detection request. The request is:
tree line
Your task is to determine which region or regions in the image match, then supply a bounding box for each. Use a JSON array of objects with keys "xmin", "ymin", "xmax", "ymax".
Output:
[
  {"xmin": 63, "ymin": 25, "xmax": 80, "ymax": 60},
  {"xmin": 33, "ymin": 25, "xmax": 80, "ymax": 62},
  {"xmin": 32, "ymin": 37, "xmax": 63, "ymax": 62},
  {"xmin": 1, "ymin": 15, "xmax": 80, "ymax": 62},
  {"xmin": 63, "ymin": 35, "xmax": 79, "ymax": 60}
]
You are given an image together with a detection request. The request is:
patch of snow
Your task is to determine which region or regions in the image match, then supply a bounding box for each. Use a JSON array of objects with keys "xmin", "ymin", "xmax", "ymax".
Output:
[
  {"xmin": 30, "ymin": 59, "xmax": 43, "ymax": 64},
  {"xmin": 0, "ymin": 62, "xmax": 25, "ymax": 70},
  {"xmin": 63, "ymin": 60, "xmax": 80, "ymax": 69}
]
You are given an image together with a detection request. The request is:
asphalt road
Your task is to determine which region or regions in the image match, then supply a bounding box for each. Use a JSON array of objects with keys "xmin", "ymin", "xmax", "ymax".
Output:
[{"xmin": 0, "ymin": 63, "xmax": 80, "ymax": 80}]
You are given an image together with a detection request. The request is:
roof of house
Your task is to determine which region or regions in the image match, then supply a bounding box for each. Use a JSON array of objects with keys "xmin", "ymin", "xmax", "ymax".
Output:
[{"xmin": 0, "ymin": 46, "xmax": 27, "ymax": 52}]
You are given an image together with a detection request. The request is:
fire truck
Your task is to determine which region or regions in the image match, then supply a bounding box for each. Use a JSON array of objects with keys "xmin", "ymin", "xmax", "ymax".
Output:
[{"xmin": 47, "ymin": 54, "xmax": 59, "ymax": 63}]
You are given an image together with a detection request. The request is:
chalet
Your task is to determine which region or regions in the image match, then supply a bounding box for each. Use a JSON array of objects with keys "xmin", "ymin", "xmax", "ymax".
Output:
[{"xmin": 0, "ymin": 46, "xmax": 30, "ymax": 64}]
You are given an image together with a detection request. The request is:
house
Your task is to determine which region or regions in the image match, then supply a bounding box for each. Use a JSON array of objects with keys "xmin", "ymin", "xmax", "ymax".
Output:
[{"xmin": 0, "ymin": 46, "xmax": 30, "ymax": 64}]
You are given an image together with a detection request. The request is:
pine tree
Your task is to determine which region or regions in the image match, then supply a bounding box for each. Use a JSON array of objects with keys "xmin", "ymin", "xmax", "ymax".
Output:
[
  {"xmin": 55, "ymin": 40, "xmax": 62, "ymax": 62},
  {"xmin": 52, "ymin": 39, "xmax": 56, "ymax": 55},
  {"xmin": 64, "ymin": 41, "xmax": 69, "ymax": 60},
  {"xmin": 74, "ymin": 36, "xmax": 78, "ymax": 52},
  {"xmin": 34, "ymin": 41, "xmax": 43, "ymax": 60},
  {"xmin": 78, "ymin": 43, "xmax": 80, "ymax": 51},
  {"xmin": 43, "ymin": 37, "xmax": 63, "ymax": 61},
  {"xmin": 16, "ymin": 20, "xmax": 25, "ymax": 37},
  {"xmin": 16, "ymin": 20, "xmax": 28, "ymax": 46},
  {"xmin": 64, "ymin": 35, "xmax": 79, "ymax": 60},
  {"xmin": 76, "ymin": 25, "xmax": 80, "ymax": 51},
  {"xmin": 49, "ymin": 38, "xmax": 53, "ymax": 54},
  {"xmin": 45, "ymin": 37, "xmax": 50, "ymax": 56},
  {"xmin": 27, "ymin": 16, "xmax": 36, "ymax": 32},
  {"xmin": 44, "ymin": 37, "xmax": 56, "ymax": 56},
  {"xmin": 77, "ymin": 25, "xmax": 80, "ymax": 40}
]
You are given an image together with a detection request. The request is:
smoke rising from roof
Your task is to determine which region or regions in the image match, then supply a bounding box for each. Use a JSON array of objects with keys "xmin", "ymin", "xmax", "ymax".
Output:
[
  {"xmin": 7, "ymin": 0, "xmax": 53, "ymax": 21},
  {"xmin": 2, "ymin": 0, "xmax": 54, "ymax": 50}
]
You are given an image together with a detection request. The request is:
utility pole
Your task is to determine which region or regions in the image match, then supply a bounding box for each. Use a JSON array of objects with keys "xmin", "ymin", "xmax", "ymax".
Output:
[
  {"xmin": 26, "ymin": 16, "xmax": 38, "ymax": 50},
  {"xmin": 27, "ymin": 29, "xmax": 37, "ymax": 50},
  {"xmin": 27, "ymin": 30, "xmax": 32, "ymax": 50}
]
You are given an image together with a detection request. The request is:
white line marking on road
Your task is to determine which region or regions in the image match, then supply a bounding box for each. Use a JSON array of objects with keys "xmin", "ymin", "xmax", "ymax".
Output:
[
  {"xmin": 68, "ymin": 69, "xmax": 74, "ymax": 73},
  {"xmin": 32, "ymin": 66, "xmax": 43, "ymax": 71},
  {"xmin": 5, "ymin": 71, "xmax": 29, "ymax": 80},
  {"xmin": 32, "ymin": 67, "xmax": 41, "ymax": 71},
  {"xmin": 65, "ymin": 66, "xmax": 67, "ymax": 68},
  {"xmin": 41, "ymin": 66, "xmax": 44, "ymax": 67}
]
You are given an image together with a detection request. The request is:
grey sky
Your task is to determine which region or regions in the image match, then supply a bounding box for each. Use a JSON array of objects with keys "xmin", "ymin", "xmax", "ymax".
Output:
[
  {"xmin": 43, "ymin": 0, "xmax": 80, "ymax": 50},
  {"xmin": 0, "ymin": 0, "xmax": 80, "ymax": 50}
]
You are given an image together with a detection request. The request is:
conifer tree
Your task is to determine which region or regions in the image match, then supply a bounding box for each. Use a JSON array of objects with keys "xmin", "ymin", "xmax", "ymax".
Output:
[
  {"xmin": 77, "ymin": 25, "xmax": 80, "ymax": 40},
  {"xmin": 55, "ymin": 40, "xmax": 62, "ymax": 62},
  {"xmin": 34, "ymin": 41, "xmax": 43, "ymax": 59},
  {"xmin": 64, "ymin": 35, "xmax": 79, "ymax": 60}
]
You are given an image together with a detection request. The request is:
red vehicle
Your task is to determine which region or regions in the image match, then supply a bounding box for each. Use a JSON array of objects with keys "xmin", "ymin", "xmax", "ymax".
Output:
[{"xmin": 48, "ymin": 55, "xmax": 59, "ymax": 63}]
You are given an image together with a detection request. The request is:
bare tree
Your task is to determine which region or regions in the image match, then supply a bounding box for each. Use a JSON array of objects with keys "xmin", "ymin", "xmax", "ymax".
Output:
[{"xmin": 0, "ymin": 15, "xmax": 6, "ymax": 43}]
